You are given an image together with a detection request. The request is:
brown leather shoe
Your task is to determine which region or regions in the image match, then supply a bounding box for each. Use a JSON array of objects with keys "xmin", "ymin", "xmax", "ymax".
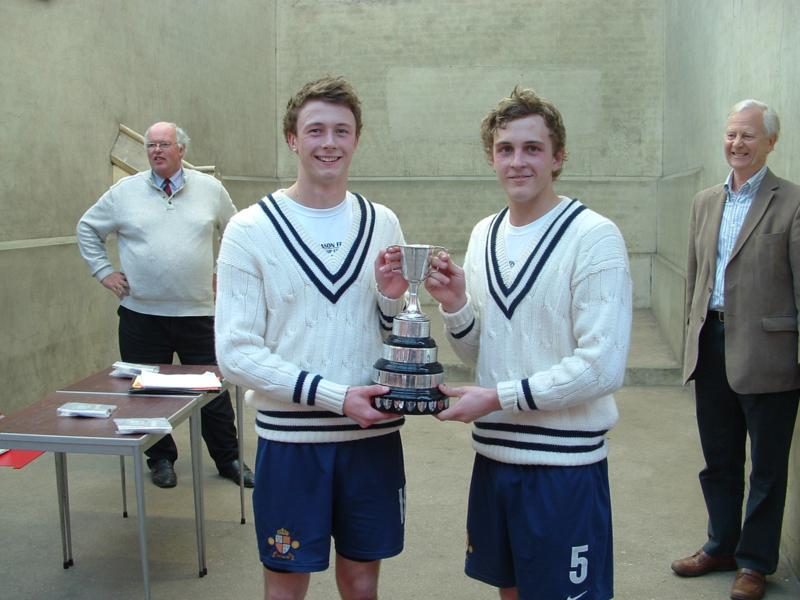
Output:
[
  {"xmin": 671, "ymin": 549, "xmax": 737, "ymax": 577},
  {"xmin": 730, "ymin": 568, "xmax": 766, "ymax": 600}
]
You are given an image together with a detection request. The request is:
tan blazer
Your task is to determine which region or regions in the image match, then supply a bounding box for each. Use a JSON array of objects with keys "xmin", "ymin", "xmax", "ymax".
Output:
[{"xmin": 684, "ymin": 169, "xmax": 800, "ymax": 393}]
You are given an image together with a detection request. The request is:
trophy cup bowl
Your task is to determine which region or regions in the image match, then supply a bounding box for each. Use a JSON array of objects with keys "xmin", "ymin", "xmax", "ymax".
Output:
[{"xmin": 372, "ymin": 244, "xmax": 450, "ymax": 414}]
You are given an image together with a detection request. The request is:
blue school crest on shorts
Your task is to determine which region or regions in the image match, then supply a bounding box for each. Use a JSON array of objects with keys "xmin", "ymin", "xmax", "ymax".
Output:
[{"xmin": 268, "ymin": 528, "xmax": 301, "ymax": 560}]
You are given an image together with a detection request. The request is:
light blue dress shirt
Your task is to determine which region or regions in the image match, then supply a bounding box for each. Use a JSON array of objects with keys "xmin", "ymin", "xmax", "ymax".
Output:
[
  {"xmin": 709, "ymin": 165, "xmax": 768, "ymax": 310},
  {"xmin": 152, "ymin": 169, "xmax": 185, "ymax": 194}
]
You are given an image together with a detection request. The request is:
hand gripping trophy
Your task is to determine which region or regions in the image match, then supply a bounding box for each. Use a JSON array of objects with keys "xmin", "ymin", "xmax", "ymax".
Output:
[{"xmin": 372, "ymin": 244, "xmax": 450, "ymax": 414}]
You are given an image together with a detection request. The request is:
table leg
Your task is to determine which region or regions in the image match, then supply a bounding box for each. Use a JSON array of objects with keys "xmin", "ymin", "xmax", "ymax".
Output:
[
  {"xmin": 236, "ymin": 385, "xmax": 246, "ymax": 524},
  {"xmin": 120, "ymin": 456, "xmax": 128, "ymax": 518},
  {"xmin": 54, "ymin": 452, "xmax": 74, "ymax": 568},
  {"xmin": 190, "ymin": 409, "xmax": 207, "ymax": 577},
  {"xmin": 133, "ymin": 451, "xmax": 151, "ymax": 600}
]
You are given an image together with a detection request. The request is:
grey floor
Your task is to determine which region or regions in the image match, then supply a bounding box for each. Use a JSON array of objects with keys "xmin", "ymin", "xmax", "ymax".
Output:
[{"xmin": 2, "ymin": 312, "xmax": 799, "ymax": 599}]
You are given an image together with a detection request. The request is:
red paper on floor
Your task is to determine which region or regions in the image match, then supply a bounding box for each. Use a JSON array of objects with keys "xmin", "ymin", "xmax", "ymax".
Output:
[{"xmin": 0, "ymin": 449, "xmax": 45, "ymax": 469}]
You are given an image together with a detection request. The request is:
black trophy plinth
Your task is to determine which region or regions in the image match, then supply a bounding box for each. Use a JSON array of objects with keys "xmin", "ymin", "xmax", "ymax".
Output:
[{"xmin": 372, "ymin": 320, "xmax": 449, "ymax": 415}]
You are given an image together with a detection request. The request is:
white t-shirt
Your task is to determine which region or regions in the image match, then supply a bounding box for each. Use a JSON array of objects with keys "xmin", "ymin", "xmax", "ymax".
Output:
[
  {"xmin": 279, "ymin": 191, "xmax": 352, "ymax": 255},
  {"xmin": 504, "ymin": 198, "xmax": 568, "ymax": 269}
]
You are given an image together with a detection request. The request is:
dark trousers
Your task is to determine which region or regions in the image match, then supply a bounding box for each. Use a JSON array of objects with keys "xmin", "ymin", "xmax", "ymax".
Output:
[
  {"xmin": 693, "ymin": 317, "xmax": 799, "ymax": 574},
  {"xmin": 118, "ymin": 306, "xmax": 239, "ymax": 472}
]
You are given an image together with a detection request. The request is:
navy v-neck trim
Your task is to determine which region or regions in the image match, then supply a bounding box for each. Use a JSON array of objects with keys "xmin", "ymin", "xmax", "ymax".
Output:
[
  {"xmin": 485, "ymin": 199, "xmax": 586, "ymax": 319},
  {"xmin": 258, "ymin": 193, "xmax": 376, "ymax": 304}
]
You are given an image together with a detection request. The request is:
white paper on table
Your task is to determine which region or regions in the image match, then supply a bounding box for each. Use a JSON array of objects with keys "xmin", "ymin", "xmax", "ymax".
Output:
[
  {"xmin": 132, "ymin": 371, "xmax": 221, "ymax": 391},
  {"xmin": 114, "ymin": 418, "xmax": 173, "ymax": 434}
]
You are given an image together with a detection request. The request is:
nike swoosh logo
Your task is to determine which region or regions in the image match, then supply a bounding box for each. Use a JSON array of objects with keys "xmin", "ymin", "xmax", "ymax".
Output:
[{"xmin": 567, "ymin": 592, "xmax": 588, "ymax": 600}]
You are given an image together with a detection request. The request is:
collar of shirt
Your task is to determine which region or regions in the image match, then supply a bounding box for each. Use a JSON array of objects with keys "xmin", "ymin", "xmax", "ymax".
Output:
[
  {"xmin": 152, "ymin": 168, "xmax": 185, "ymax": 192},
  {"xmin": 723, "ymin": 165, "xmax": 768, "ymax": 203}
]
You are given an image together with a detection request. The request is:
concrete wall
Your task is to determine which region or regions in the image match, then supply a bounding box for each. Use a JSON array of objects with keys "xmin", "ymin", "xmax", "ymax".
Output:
[
  {"xmin": 274, "ymin": 0, "xmax": 664, "ymax": 308},
  {"xmin": 660, "ymin": 0, "xmax": 800, "ymax": 576},
  {"xmin": 0, "ymin": 0, "xmax": 276, "ymax": 414},
  {"xmin": 1, "ymin": 0, "xmax": 663, "ymax": 416},
  {"xmin": 2, "ymin": 0, "xmax": 797, "ymax": 576}
]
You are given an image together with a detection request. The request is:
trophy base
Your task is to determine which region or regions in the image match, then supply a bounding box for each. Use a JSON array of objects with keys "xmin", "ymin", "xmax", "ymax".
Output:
[{"xmin": 373, "ymin": 387, "xmax": 449, "ymax": 415}]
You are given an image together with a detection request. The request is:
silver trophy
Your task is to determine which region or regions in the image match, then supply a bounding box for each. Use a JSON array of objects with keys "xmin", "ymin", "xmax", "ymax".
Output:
[{"xmin": 372, "ymin": 244, "xmax": 450, "ymax": 414}]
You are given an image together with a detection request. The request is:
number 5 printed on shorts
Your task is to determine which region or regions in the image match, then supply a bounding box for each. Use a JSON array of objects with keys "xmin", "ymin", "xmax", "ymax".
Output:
[{"xmin": 567, "ymin": 545, "xmax": 589, "ymax": 600}]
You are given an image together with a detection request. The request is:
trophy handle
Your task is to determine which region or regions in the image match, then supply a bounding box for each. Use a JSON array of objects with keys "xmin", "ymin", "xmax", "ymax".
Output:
[{"xmin": 425, "ymin": 246, "xmax": 448, "ymax": 279}]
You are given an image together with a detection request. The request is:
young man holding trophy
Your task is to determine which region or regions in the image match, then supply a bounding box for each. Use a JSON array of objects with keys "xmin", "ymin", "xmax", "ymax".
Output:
[
  {"xmin": 425, "ymin": 87, "xmax": 633, "ymax": 600},
  {"xmin": 215, "ymin": 76, "xmax": 409, "ymax": 600}
]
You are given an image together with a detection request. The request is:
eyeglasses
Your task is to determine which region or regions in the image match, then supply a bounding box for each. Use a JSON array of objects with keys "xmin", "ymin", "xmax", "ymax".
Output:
[{"xmin": 145, "ymin": 142, "xmax": 175, "ymax": 150}]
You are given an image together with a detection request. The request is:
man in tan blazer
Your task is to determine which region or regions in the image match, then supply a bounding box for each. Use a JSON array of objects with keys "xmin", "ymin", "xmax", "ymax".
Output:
[{"xmin": 672, "ymin": 100, "xmax": 800, "ymax": 600}]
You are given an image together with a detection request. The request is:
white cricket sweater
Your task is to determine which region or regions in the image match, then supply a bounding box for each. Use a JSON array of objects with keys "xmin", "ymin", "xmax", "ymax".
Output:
[
  {"xmin": 215, "ymin": 192, "xmax": 407, "ymax": 443},
  {"xmin": 76, "ymin": 169, "xmax": 236, "ymax": 317},
  {"xmin": 441, "ymin": 198, "xmax": 632, "ymax": 466}
]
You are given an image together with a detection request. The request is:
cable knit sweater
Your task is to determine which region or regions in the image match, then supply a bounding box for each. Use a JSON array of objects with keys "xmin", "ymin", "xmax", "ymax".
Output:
[
  {"xmin": 215, "ymin": 192, "xmax": 406, "ymax": 443},
  {"xmin": 441, "ymin": 198, "xmax": 632, "ymax": 466},
  {"xmin": 76, "ymin": 169, "xmax": 236, "ymax": 317}
]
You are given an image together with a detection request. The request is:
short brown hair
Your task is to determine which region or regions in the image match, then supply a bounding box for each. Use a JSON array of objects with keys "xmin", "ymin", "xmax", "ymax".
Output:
[
  {"xmin": 480, "ymin": 86, "xmax": 567, "ymax": 179},
  {"xmin": 283, "ymin": 76, "xmax": 363, "ymax": 141}
]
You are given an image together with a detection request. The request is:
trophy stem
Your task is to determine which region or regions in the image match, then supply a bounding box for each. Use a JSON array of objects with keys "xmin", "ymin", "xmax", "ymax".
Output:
[{"xmin": 405, "ymin": 281, "xmax": 423, "ymax": 317}]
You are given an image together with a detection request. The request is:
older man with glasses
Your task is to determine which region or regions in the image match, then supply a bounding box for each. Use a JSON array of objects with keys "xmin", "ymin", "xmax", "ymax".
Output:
[
  {"xmin": 77, "ymin": 121, "xmax": 254, "ymax": 489},
  {"xmin": 674, "ymin": 100, "xmax": 800, "ymax": 600}
]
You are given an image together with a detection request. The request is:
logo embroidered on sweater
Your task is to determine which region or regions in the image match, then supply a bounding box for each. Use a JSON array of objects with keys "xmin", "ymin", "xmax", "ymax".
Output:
[{"xmin": 267, "ymin": 528, "xmax": 301, "ymax": 560}]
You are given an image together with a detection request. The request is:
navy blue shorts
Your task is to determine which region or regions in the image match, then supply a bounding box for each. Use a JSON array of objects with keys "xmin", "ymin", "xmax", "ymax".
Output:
[
  {"xmin": 253, "ymin": 432, "xmax": 405, "ymax": 572},
  {"xmin": 465, "ymin": 454, "xmax": 613, "ymax": 600}
]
